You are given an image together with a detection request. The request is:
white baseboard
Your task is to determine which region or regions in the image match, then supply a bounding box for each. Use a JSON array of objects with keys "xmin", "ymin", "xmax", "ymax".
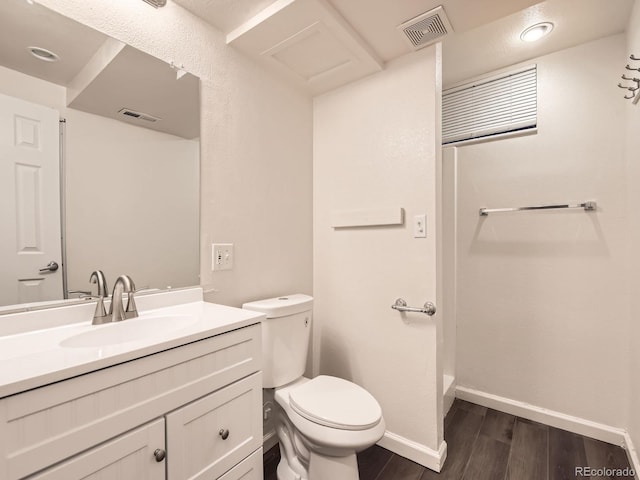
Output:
[
  {"xmin": 457, "ymin": 387, "xmax": 640, "ymax": 478},
  {"xmin": 456, "ymin": 386, "xmax": 626, "ymax": 446},
  {"xmin": 444, "ymin": 375, "xmax": 456, "ymax": 417},
  {"xmin": 623, "ymin": 431, "xmax": 640, "ymax": 480},
  {"xmin": 456, "ymin": 386, "xmax": 640, "ymax": 479},
  {"xmin": 377, "ymin": 431, "xmax": 447, "ymax": 472}
]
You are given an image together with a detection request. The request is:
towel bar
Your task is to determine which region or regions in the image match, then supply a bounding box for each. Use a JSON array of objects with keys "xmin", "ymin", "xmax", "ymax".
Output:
[{"xmin": 479, "ymin": 201, "xmax": 596, "ymax": 216}]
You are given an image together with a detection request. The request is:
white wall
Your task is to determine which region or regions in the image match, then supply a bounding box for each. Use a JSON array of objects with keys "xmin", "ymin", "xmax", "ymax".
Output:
[
  {"xmin": 37, "ymin": 0, "xmax": 314, "ymax": 307},
  {"xmin": 626, "ymin": 0, "xmax": 640, "ymax": 467},
  {"xmin": 454, "ymin": 34, "xmax": 630, "ymax": 429},
  {"xmin": 0, "ymin": 65, "xmax": 199, "ymax": 295},
  {"xmin": 198, "ymin": 61, "xmax": 313, "ymax": 307},
  {"xmin": 313, "ymin": 47, "xmax": 445, "ymax": 469}
]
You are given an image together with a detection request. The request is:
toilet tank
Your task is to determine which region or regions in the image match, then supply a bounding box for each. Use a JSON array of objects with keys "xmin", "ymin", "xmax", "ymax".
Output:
[{"xmin": 243, "ymin": 294, "xmax": 313, "ymax": 388}]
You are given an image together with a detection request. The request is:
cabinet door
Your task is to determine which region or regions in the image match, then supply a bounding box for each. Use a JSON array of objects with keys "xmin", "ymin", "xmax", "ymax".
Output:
[
  {"xmin": 166, "ymin": 373, "xmax": 262, "ymax": 480},
  {"xmin": 218, "ymin": 448, "xmax": 263, "ymax": 480},
  {"xmin": 28, "ymin": 419, "xmax": 166, "ymax": 480}
]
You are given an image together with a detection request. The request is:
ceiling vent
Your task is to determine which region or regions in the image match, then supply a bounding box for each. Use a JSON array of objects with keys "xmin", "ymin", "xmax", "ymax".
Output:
[
  {"xmin": 398, "ymin": 6, "xmax": 453, "ymax": 51},
  {"xmin": 141, "ymin": 0, "xmax": 167, "ymax": 7},
  {"xmin": 118, "ymin": 108, "xmax": 161, "ymax": 123}
]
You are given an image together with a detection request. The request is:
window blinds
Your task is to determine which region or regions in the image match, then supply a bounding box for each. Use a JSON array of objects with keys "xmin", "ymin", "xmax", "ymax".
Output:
[{"xmin": 442, "ymin": 66, "xmax": 537, "ymax": 145}]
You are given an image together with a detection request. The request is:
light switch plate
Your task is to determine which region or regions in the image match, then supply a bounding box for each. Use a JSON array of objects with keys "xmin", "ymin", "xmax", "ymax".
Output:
[
  {"xmin": 413, "ymin": 214, "xmax": 427, "ymax": 238},
  {"xmin": 212, "ymin": 243, "xmax": 233, "ymax": 271}
]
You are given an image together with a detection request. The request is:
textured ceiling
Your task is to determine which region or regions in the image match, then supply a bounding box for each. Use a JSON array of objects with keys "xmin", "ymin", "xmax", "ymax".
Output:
[
  {"xmin": 2, "ymin": 0, "xmax": 633, "ymax": 101},
  {"xmin": 325, "ymin": 0, "xmax": 543, "ymax": 62},
  {"xmin": 442, "ymin": 0, "xmax": 634, "ymax": 86},
  {"xmin": 175, "ymin": 0, "xmax": 634, "ymax": 88}
]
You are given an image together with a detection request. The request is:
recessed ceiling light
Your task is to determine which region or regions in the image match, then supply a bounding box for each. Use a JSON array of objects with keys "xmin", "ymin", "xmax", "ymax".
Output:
[
  {"xmin": 520, "ymin": 22, "xmax": 554, "ymax": 43},
  {"xmin": 28, "ymin": 46, "xmax": 59, "ymax": 62}
]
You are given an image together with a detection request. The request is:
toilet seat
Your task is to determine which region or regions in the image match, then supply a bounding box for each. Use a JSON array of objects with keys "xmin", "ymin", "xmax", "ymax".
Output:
[{"xmin": 289, "ymin": 376, "xmax": 382, "ymax": 431}]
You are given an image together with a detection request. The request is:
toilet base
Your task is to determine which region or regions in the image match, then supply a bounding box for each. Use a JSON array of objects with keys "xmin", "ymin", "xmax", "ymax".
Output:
[
  {"xmin": 308, "ymin": 450, "xmax": 359, "ymax": 480},
  {"xmin": 273, "ymin": 378, "xmax": 383, "ymax": 480},
  {"xmin": 277, "ymin": 455, "xmax": 305, "ymax": 480},
  {"xmin": 276, "ymin": 448, "xmax": 359, "ymax": 480}
]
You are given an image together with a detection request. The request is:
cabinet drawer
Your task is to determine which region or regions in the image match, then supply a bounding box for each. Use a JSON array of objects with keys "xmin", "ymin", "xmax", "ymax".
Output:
[
  {"xmin": 28, "ymin": 419, "xmax": 165, "ymax": 480},
  {"xmin": 1, "ymin": 324, "xmax": 261, "ymax": 480},
  {"xmin": 218, "ymin": 448, "xmax": 262, "ymax": 480},
  {"xmin": 166, "ymin": 373, "xmax": 262, "ymax": 480}
]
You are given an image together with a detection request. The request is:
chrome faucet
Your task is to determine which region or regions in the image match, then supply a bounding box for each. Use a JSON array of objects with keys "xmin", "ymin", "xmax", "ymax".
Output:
[
  {"xmin": 109, "ymin": 274, "xmax": 138, "ymax": 322},
  {"xmin": 90, "ymin": 270, "xmax": 109, "ymax": 325}
]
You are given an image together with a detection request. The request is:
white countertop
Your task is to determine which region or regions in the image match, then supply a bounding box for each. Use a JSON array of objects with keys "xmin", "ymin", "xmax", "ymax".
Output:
[{"xmin": 0, "ymin": 296, "xmax": 265, "ymax": 398}]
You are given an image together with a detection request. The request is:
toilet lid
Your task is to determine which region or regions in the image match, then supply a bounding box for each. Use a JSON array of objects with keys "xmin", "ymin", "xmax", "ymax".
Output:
[{"xmin": 289, "ymin": 376, "xmax": 382, "ymax": 431}]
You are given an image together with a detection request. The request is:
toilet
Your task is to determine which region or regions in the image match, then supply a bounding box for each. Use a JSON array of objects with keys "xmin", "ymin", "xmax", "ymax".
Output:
[{"xmin": 243, "ymin": 294, "xmax": 385, "ymax": 480}]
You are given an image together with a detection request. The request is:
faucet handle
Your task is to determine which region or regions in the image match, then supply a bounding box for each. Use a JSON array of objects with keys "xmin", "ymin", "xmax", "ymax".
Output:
[
  {"xmin": 89, "ymin": 270, "xmax": 109, "ymax": 324},
  {"xmin": 89, "ymin": 270, "xmax": 108, "ymax": 297},
  {"xmin": 124, "ymin": 288, "xmax": 138, "ymax": 320}
]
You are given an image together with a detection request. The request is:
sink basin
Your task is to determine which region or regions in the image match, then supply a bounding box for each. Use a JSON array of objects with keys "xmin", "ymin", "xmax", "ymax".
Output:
[{"xmin": 60, "ymin": 314, "xmax": 198, "ymax": 348}]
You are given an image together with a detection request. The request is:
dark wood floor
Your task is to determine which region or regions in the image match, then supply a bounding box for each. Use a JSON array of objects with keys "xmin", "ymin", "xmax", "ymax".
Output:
[{"xmin": 263, "ymin": 399, "xmax": 634, "ymax": 480}]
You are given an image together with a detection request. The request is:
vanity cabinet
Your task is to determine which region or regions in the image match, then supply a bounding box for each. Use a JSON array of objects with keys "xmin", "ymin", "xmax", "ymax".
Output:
[{"xmin": 0, "ymin": 323, "xmax": 263, "ymax": 480}]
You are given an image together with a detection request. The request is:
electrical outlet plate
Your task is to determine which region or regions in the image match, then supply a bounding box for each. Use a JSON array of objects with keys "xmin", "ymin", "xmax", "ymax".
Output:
[{"xmin": 212, "ymin": 243, "xmax": 233, "ymax": 271}]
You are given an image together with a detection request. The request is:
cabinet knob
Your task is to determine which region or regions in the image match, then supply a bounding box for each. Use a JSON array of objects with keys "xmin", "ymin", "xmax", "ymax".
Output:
[
  {"xmin": 153, "ymin": 448, "xmax": 166, "ymax": 462},
  {"xmin": 219, "ymin": 428, "xmax": 230, "ymax": 440}
]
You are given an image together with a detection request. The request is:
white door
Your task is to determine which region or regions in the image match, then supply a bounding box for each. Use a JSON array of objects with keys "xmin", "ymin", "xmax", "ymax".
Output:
[{"xmin": 0, "ymin": 93, "xmax": 62, "ymax": 307}]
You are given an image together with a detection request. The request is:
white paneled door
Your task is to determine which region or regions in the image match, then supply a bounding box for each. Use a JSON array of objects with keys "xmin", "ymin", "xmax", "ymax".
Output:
[{"xmin": 0, "ymin": 93, "xmax": 62, "ymax": 306}]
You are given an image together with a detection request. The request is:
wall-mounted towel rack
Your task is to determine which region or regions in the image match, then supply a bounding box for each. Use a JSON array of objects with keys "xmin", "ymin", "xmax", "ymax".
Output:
[{"xmin": 479, "ymin": 201, "xmax": 597, "ymax": 216}]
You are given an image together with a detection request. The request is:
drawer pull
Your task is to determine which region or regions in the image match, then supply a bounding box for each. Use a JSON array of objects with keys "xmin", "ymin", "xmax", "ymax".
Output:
[
  {"xmin": 154, "ymin": 448, "xmax": 166, "ymax": 462},
  {"xmin": 219, "ymin": 428, "xmax": 230, "ymax": 440}
]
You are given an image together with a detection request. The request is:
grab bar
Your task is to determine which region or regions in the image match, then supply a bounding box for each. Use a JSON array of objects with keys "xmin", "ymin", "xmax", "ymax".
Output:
[
  {"xmin": 391, "ymin": 298, "xmax": 436, "ymax": 316},
  {"xmin": 479, "ymin": 201, "xmax": 596, "ymax": 216}
]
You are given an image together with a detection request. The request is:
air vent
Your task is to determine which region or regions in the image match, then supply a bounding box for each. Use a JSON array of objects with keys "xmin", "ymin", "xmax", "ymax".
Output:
[
  {"xmin": 142, "ymin": 0, "xmax": 167, "ymax": 7},
  {"xmin": 398, "ymin": 6, "xmax": 453, "ymax": 51},
  {"xmin": 118, "ymin": 108, "xmax": 161, "ymax": 123}
]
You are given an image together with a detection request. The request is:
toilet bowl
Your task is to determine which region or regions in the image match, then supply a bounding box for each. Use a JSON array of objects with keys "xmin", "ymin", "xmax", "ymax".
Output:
[{"xmin": 243, "ymin": 295, "xmax": 385, "ymax": 480}]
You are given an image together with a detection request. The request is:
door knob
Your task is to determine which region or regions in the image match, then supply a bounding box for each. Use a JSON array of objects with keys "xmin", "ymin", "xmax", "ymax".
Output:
[{"xmin": 39, "ymin": 261, "xmax": 59, "ymax": 273}]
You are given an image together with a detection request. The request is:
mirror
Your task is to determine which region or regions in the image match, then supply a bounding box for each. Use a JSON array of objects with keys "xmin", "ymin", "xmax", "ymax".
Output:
[{"xmin": 0, "ymin": 0, "xmax": 200, "ymax": 312}]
